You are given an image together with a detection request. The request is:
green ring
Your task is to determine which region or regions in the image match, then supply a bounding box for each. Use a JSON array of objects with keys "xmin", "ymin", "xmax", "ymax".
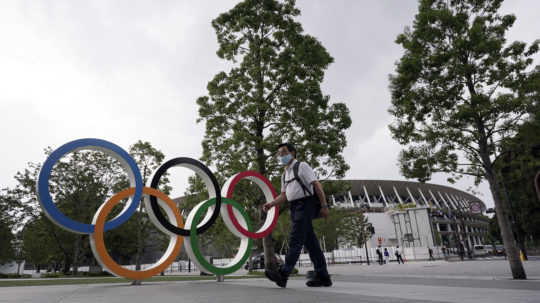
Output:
[{"xmin": 189, "ymin": 198, "xmax": 253, "ymax": 275}]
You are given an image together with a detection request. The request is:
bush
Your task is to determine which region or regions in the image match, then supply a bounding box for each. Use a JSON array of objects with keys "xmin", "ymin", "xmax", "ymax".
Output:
[
  {"xmin": 86, "ymin": 271, "xmax": 113, "ymax": 277},
  {"xmin": 40, "ymin": 271, "xmax": 113, "ymax": 278},
  {"xmin": 40, "ymin": 272, "xmax": 65, "ymax": 278},
  {"xmin": 0, "ymin": 273, "xmax": 32, "ymax": 279}
]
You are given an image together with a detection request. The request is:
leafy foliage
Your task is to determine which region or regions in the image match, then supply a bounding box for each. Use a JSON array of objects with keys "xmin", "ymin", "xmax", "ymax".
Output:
[
  {"xmin": 7, "ymin": 148, "xmax": 127, "ymax": 273},
  {"xmin": 126, "ymin": 141, "xmax": 170, "ymax": 272},
  {"xmin": 192, "ymin": 0, "xmax": 351, "ymax": 269},
  {"xmin": 388, "ymin": 0, "xmax": 539, "ymax": 279},
  {"xmin": 270, "ymin": 208, "xmax": 371, "ymax": 253},
  {"xmin": 0, "ymin": 193, "xmax": 15, "ymax": 264},
  {"xmin": 495, "ymin": 103, "xmax": 540, "ymax": 249},
  {"xmin": 5, "ymin": 141, "xmax": 171, "ymax": 273},
  {"xmin": 389, "ymin": 0, "xmax": 539, "ymax": 184},
  {"xmin": 197, "ymin": 0, "xmax": 351, "ymax": 180},
  {"xmin": 317, "ymin": 209, "xmax": 372, "ymax": 249}
]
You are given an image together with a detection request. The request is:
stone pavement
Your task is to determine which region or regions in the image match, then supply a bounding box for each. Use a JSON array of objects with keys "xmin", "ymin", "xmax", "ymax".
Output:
[{"xmin": 2, "ymin": 259, "xmax": 540, "ymax": 303}]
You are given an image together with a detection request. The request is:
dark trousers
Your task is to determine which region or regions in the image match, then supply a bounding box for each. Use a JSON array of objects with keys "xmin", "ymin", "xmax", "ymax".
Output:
[
  {"xmin": 396, "ymin": 254, "xmax": 404, "ymax": 264},
  {"xmin": 281, "ymin": 198, "xmax": 328, "ymax": 277}
]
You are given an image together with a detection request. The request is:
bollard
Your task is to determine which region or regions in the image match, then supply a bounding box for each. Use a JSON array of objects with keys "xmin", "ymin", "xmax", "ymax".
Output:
[{"xmin": 217, "ymin": 275, "xmax": 225, "ymax": 282}]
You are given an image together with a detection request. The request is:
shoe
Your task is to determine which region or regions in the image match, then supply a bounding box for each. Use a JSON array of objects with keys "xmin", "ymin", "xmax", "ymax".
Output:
[
  {"xmin": 306, "ymin": 272, "xmax": 332, "ymax": 287},
  {"xmin": 264, "ymin": 269, "xmax": 288, "ymax": 288}
]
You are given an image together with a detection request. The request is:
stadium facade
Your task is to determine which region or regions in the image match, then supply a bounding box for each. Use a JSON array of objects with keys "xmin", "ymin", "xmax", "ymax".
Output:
[{"xmin": 330, "ymin": 180, "xmax": 489, "ymax": 252}]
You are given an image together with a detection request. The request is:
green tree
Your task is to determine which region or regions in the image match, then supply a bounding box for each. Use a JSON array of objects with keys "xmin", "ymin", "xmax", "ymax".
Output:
[
  {"xmin": 269, "ymin": 182, "xmax": 353, "ymax": 254},
  {"xmin": 0, "ymin": 193, "xmax": 17, "ymax": 264},
  {"xmin": 8, "ymin": 148, "xmax": 125, "ymax": 273},
  {"xmin": 8, "ymin": 141, "xmax": 170, "ymax": 275},
  {"xmin": 537, "ymin": 171, "xmax": 540, "ymax": 202},
  {"xmin": 194, "ymin": 0, "xmax": 351, "ymax": 270},
  {"xmin": 487, "ymin": 214, "xmax": 502, "ymax": 244},
  {"xmin": 495, "ymin": 102, "xmax": 540, "ymax": 256},
  {"xmin": 270, "ymin": 208, "xmax": 371, "ymax": 255},
  {"xmin": 127, "ymin": 140, "xmax": 171, "ymax": 284},
  {"xmin": 337, "ymin": 210, "xmax": 372, "ymax": 248},
  {"xmin": 21, "ymin": 217, "xmax": 63, "ymax": 272},
  {"xmin": 0, "ymin": 223, "xmax": 14, "ymax": 264},
  {"xmin": 388, "ymin": 0, "xmax": 539, "ymax": 279}
]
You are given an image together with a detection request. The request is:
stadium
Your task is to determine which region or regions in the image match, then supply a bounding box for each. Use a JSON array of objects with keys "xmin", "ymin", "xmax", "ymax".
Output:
[{"xmin": 330, "ymin": 180, "xmax": 490, "ymax": 255}]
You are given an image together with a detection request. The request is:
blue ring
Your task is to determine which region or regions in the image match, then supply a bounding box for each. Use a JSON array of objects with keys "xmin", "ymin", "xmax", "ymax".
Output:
[{"xmin": 37, "ymin": 138, "xmax": 143, "ymax": 234}]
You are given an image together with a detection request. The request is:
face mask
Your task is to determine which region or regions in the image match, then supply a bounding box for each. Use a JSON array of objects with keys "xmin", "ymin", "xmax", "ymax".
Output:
[{"xmin": 280, "ymin": 154, "xmax": 292, "ymax": 166}]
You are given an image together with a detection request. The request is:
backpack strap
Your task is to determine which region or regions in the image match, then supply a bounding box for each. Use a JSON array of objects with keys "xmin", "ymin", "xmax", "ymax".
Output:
[
  {"xmin": 282, "ymin": 161, "xmax": 315, "ymax": 198},
  {"xmin": 292, "ymin": 162, "xmax": 313, "ymax": 197}
]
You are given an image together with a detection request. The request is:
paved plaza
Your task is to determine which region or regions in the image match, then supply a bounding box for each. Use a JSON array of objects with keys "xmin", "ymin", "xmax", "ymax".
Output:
[{"xmin": 2, "ymin": 259, "xmax": 540, "ymax": 303}]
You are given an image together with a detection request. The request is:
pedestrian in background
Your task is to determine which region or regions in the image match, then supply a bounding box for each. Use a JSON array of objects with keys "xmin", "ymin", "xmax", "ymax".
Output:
[
  {"xmin": 384, "ymin": 248, "xmax": 390, "ymax": 264},
  {"xmin": 428, "ymin": 248, "xmax": 435, "ymax": 261},
  {"xmin": 376, "ymin": 246, "xmax": 384, "ymax": 265},
  {"xmin": 458, "ymin": 242, "xmax": 465, "ymax": 261},
  {"xmin": 442, "ymin": 246, "xmax": 447, "ymax": 261},
  {"xmin": 395, "ymin": 245, "xmax": 405, "ymax": 264}
]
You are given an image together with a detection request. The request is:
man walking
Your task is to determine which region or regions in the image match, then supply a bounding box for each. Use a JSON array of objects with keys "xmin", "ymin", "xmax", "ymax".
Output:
[
  {"xmin": 376, "ymin": 246, "xmax": 384, "ymax": 265},
  {"xmin": 442, "ymin": 246, "xmax": 447, "ymax": 261},
  {"xmin": 263, "ymin": 143, "xmax": 332, "ymax": 288},
  {"xmin": 395, "ymin": 245, "xmax": 405, "ymax": 264},
  {"xmin": 428, "ymin": 247, "xmax": 435, "ymax": 261},
  {"xmin": 458, "ymin": 242, "xmax": 465, "ymax": 261}
]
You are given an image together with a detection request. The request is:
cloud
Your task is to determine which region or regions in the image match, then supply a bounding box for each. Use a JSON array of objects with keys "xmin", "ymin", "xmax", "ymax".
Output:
[{"xmin": 1, "ymin": 0, "xmax": 538, "ymax": 208}]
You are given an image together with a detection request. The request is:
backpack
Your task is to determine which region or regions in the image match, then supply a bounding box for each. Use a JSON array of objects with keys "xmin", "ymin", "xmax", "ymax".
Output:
[{"xmin": 282, "ymin": 161, "xmax": 323, "ymax": 218}]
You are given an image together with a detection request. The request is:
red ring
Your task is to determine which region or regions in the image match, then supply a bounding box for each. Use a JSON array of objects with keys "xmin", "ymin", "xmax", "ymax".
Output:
[{"xmin": 225, "ymin": 171, "xmax": 279, "ymax": 238}]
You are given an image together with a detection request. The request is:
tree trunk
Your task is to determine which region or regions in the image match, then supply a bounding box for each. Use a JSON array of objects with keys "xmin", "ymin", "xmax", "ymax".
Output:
[
  {"xmin": 132, "ymin": 212, "xmax": 144, "ymax": 285},
  {"xmin": 262, "ymin": 236, "xmax": 277, "ymax": 271},
  {"xmin": 258, "ymin": 153, "xmax": 277, "ymax": 271},
  {"xmin": 62, "ymin": 258, "xmax": 71, "ymax": 274},
  {"xmin": 535, "ymin": 171, "xmax": 540, "ymax": 202},
  {"xmin": 72, "ymin": 235, "xmax": 81, "ymax": 275},
  {"xmin": 255, "ymin": 114, "xmax": 276, "ymax": 271},
  {"xmin": 253, "ymin": 18, "xmax": 277, "ymax": 272},
  {"xmin": 487, "ymin": 173, "xmax": 527, "ymax": 279},
  {"xmin": 135, "ymin": 226, "xmax": 143, "ymax": 271}
]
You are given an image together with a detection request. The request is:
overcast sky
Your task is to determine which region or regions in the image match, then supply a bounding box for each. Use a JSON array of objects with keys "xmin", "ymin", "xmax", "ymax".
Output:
[{"xmin": 1, "ymin": 1, "xmax": 539, "ymax": 208}]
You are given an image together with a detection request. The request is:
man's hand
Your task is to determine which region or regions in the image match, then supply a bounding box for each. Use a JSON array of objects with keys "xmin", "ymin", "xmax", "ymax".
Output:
[
  {"xmin": 312, "ymin": 181, "xmax": 329, "ymax": 219},
  {"xmin": 263, "ymin": 201, "xmax": 275, "ymax": 213},
  {"xmin": 319, "ymin": 206, "xmax": 330, "ymax": 219},
  {"xmin": 263, "ymin": 193, "xmax": 286, "ymax": 212}
]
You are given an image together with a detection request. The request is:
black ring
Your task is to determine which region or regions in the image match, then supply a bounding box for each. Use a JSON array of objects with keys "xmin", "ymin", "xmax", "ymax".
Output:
[{"xmin": 150, "ymin": 157, "xmax": 221, "ymax": 236}]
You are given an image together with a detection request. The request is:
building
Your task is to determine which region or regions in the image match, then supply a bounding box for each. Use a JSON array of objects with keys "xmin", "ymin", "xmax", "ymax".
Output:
[{"xmin": 330, "ymin": 180, "xmax": 489, "ymax": 252}]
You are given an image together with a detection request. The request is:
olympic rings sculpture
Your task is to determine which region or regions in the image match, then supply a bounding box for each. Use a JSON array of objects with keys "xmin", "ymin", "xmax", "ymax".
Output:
[{"xmin": 37, "ymin": 138, "xmax": 279, "ymax": 280}]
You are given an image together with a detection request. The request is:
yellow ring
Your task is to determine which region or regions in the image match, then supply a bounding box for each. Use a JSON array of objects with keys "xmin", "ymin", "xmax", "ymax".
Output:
[{"xmin": 90, "ymin": 187, "xmax": 184, "ymax": 280}]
